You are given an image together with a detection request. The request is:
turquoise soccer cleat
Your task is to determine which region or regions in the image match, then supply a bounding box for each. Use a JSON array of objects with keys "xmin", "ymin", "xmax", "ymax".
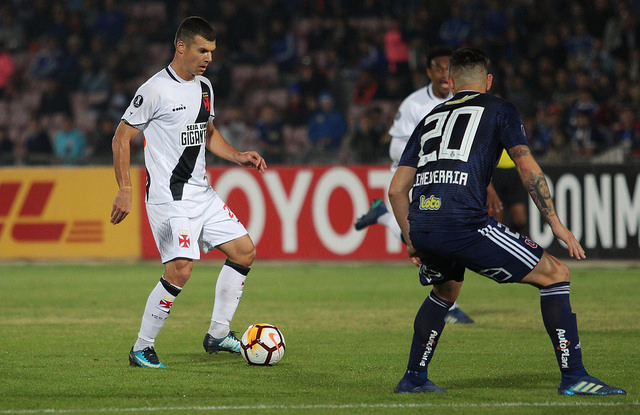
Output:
[
  {"xmin": 203, "ymin": 331, "xmax": 242, "ymax": 355},
  {"xmin": 129, "ymin": 346, "xmax": 166, "ymax": 368}
]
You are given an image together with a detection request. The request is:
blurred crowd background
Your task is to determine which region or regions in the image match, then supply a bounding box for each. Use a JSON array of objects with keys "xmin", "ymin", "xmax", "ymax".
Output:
[{"xmin": 0, "ymin": 0, "xmax": 639, "ymax": 166}]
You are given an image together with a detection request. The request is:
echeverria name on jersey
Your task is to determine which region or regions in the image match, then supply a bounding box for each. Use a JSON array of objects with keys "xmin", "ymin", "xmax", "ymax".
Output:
[
  {"xmin": 413, "ymin": 169, "xmax": 468, "ymax": 187},
  {"xmin": 180, "ymin": 122, "xmax": 207, "ymax": 147}
]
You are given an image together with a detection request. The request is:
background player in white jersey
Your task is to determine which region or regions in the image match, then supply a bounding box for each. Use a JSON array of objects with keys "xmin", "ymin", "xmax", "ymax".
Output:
[
  {"xmin": 355, "ymin": 46, "xmax": 476, "ymax": 323},
  {"xmin": 110, "ymin": 16, "xmax": 267, "ymax": 368}
]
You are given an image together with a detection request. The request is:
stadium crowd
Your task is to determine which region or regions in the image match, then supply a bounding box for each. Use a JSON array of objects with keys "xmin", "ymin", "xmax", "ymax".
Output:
[{"xmin": 0, "ymin": 0, "xmax": 639, "ymax": 166}]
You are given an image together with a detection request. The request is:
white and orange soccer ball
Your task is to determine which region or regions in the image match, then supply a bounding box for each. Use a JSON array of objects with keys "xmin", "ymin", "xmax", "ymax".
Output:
[{"xmin": 240, "ymin": 323, "xmax": 286, "ymax": 366}]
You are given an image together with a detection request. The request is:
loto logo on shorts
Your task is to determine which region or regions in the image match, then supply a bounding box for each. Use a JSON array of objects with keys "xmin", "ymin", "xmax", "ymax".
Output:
[
  {"xmin": 178, "ymin": 229, "xmax": 190, "ymax": 248},
  {"xmin": 419, "ymin": 195, "xmax": 441, "ymax": 211}
]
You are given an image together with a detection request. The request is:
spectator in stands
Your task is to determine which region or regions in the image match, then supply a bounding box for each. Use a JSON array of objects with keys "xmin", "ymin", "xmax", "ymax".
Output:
[
  {"xmin": 0, "ymin": 7, "xmax": 26, "ymax": 52},
  {"xmin": 341, "ymin": 110, "xmax": 387, "ymax": 164},
  {"xmin": 531, "ymin": 105, "xmax": 566, "ymax": 157},
  {"xmin": 1, "ymin": 0, "xmax": 639, "ymax": 167},
  {"xmin": 255, "ymin": 103, "xmax": 285, "ymax": 164},
  {"xmin": 542, "ymin": 131, "xmax": 572, "ymax": 165},
  {"xmin": 439, "ymin": 2, "xmax": 472, "ymax": 49},
  {"xmin": 27, "ymin": 37, "xmax": 63, "ymax": 80},
  {"xmin": 295, "ymin": 56, "xmax": 329, "ymax": 108},
  {"xmin": 53, "ymin": 113, "xmax": 87, "ymax": 165},
  {"xmin": 90, "ymin": 117, "xmax": 116, "ymax": 164},
  {"xmin": 0, "ymin": 41, "xmax": 15, "ymax": 98},
  {"xmin": 569, "ymin": 110, "xmax": 610, "ymax": 159},
  {"xmin": 24, "ymin": 115, "xmax": 53, "ymax": 165},
  {"xmin": 269, "ymin": 18, "xmax": 297, "ymax": 73},
  {"xmin": 91, "ymin": 0, "xmax": 126, "ymax": 45},
  {"xmin": 215, "ymin": 107, "xmax": 251, "ymax": 158},
  {"xmin": 307, "ymin": 92, "xmax": 347, "ymax": 163},
  {"xmin": 613, "ymin": 106, "xmax": 640, "ymax": 160},
  {"xmin": 0, "ymin": 126, "xmax": 15, "ymax": 165},
  {"xmin": 283, "ymin": 84, "xmax": 312, "ymax": 127},
  {"xmin": 58, "ymin": 35, "xmax": 85, "ymax": 92},
  {"xmin": 38, "ymin": 77, "xmax": 72, "ymax": 119},
  {"xmin": 383, "ymin": 18, "xmax": 410, "ymax": 77},
  {"xmin": 351, "ymin": 69, "xmax": 379, "ymax": 106}
]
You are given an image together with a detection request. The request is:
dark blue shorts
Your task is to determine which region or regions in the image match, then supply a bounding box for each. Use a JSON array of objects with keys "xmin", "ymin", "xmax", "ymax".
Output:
[{"xmin": 410, "ymin": 217, "xmax": 544, "ymax": 284}]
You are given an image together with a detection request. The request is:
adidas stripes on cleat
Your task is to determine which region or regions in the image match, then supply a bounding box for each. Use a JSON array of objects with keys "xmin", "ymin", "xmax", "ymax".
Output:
[
  {"xmin": 203, "ymin": 332, "xmax": 242, "ymax": 355},
  {"xmin": 129, "ymin": 346, "xmax": 166, "ymax": 368},
  {"xmin": 354, "ymin": 198, "xmax": 388, "ymax": 231},
  {"xmin": 558, "ymin": 375, "xmax": 626, "ymax": 396}
]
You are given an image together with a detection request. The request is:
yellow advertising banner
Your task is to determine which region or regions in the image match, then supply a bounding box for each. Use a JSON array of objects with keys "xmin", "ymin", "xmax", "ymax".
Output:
[{"xmin": 0, "ymin": 167, "xmax": 141, "ymax": 259}]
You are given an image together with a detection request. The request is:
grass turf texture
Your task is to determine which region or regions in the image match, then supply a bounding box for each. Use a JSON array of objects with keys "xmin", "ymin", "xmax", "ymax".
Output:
[{"xmin": 0, "ymin": 262, "xmax": 637, "ymax": 415}]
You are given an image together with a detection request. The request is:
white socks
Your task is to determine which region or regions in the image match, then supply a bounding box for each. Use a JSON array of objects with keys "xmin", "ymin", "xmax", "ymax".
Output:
[
  {"xmin": 208, "ymin": 261, "xmax": 248, "ymax": 339},
  {"xmin": 378, "ymin": 211, "xmax": 403, "ymax": 242},
  {"xmin": 134, "ymin": 277, "xmax": 181, "ymax": 351}
]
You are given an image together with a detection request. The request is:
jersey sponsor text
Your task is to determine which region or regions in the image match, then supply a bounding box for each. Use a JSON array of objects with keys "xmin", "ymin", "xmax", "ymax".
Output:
[{"xmin": 180, "ymin": 122, "xmax": 207, "ymax": 147}]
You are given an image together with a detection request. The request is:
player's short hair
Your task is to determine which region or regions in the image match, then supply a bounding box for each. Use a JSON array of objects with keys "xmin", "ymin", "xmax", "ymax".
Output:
[
  {"xmin": 425, "ymin": 46, "xmax": 453, "ymax": 69},
  {"xmin": 175, "ymin": 16, "xmax": 216, "ymax": 47},
  {"xmin": 449, "ymin": 48, "xmax": 490, "ymax": 81}
]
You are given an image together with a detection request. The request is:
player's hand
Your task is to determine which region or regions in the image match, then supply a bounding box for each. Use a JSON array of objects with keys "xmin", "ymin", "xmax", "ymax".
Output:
[
  {"xmin": 236, "ymin": 151, "xmax": 267, "ymax": 173},
  {"xmin": 550, "ymin": 221, "xmax": 586, "ymax": 260},
  {"xmin": 486, "ymin": 185, "xmax": 503, "ymax": 217},
  {"xmin": 407, "ymin": 241, "xmax": 422, "ymax": 267},
  {"xmin": 110, "ymin": 187, "xmax": 132, "ymax": 225}
]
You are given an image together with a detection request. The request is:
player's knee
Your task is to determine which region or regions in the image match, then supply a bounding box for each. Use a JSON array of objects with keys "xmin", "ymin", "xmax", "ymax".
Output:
[
  {"xmin": 432, "ymin": 280, "xmax": 461, "ymax": 303},
  {"xmin": 545, "ymin": 255, "xmax": 570, "ymax": 285},
  {"xmin": 555, "ymin": 260, "xmax": 571, "ymax": 283},
  {"xmin": 164, "ymin": 264, "xmax": 193, "ymax": 287},
  {"xmin": 230, "ymin": 242, "xmax": 256, "ymax": 268}
]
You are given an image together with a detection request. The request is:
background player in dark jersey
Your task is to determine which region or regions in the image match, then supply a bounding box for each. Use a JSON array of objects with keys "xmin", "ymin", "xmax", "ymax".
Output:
[
  {"xmin": 111, "ymin": 17, "xmax": 266, "ymax": 368},
  {"xmin": 388, "ymin": 48, "xmax": 625, "ymax": 396}
]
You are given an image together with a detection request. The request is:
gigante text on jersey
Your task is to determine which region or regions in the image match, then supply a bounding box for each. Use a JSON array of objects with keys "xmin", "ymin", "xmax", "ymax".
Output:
[
  {"xmin": 413, "ymin": 169, "xmax": 468, "ymax": 187},
  {"xmin": 180, "ymin": 122, "xmax": 207, "ymax": 147}
]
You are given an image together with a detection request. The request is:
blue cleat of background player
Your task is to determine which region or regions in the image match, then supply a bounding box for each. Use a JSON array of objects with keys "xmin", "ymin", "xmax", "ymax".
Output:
[{"xmin": 354, "ymin": 198, "xmax": 388, "ymax": 231}]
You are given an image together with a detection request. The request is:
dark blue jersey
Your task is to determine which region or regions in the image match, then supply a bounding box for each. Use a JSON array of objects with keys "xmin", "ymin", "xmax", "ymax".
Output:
[{"xmin": 399, "ymin": 91, "xmax": 528, "ymax": 232}]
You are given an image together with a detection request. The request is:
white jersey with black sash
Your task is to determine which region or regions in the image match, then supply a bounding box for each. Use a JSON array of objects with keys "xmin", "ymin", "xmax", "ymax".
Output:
[{"xmin": 122, "ymin": 65, "xmax": 215, "ymax": 204}]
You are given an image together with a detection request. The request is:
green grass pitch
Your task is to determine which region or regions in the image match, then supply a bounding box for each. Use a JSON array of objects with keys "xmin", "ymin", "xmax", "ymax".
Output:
[{"xmin": 0, "ymin": 261, "xmax": 638, "ymax": 414}]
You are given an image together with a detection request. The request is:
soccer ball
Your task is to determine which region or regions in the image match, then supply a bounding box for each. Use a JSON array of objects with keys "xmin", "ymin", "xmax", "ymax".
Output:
[{"xmin": 240, "ymin": 323, "xmax": 286, "ymax": 366}]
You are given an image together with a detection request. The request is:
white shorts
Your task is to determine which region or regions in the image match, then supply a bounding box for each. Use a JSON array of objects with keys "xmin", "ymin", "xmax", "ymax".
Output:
[{"xmin": 146, "ymin": 190, "xmax": 248, "ymax": 263}]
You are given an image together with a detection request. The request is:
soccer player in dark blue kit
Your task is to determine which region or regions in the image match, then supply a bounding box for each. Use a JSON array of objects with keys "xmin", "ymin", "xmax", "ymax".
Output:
[{"xmin": 388, "ymin": 48, "xmax": 626, "ymax": 396}]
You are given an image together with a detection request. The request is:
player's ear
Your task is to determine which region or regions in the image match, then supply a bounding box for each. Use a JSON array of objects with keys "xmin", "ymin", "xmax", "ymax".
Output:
[
  {"xmin": 447, "ymin": 78, "xmax": 455, "ymax": 93},
  {"xmin": 486, "ymin": 73, "xmax": 493, "ymax": 92},
  {"xmin": 176, "ymin": 39, "xmax": 186, "ymax": 54}
]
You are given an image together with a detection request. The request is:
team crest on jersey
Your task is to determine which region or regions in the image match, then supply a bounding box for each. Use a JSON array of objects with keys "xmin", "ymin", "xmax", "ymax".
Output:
[
  {"xmin": 419, "ymin": 195, "xmax": 441, "ymax": 210},
  {"xmin": 202, "ymin": 91, "xmax": 210, "ymax": 112},
  {"xmin": 178, "ymin": 229, "xmax": 190, "ymax": 248},
  {"xmin": 133, "ymin": 95, "xmax": 143, "ymax": 107}
]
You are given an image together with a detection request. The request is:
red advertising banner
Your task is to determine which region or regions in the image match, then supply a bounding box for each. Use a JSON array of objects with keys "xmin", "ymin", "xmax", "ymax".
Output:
[{"xmin": 140, "ymin": 165, "xmax": 408, "ymax": 260}]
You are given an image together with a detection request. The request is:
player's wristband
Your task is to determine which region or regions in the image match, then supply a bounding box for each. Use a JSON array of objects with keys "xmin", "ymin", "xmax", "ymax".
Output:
[{"xmin": 120, "ymin": 186, "xmax": 132, "ymax": 189}]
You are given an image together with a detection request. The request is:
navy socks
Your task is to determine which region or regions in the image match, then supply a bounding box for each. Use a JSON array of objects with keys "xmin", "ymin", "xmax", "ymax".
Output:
[
  {"xmin": 406, "ymin": 291, "xmax": 454, "ymax": 375},
  {"xmin": 540, "ymin": 282, "xmax": 588, "ymax": 382}
]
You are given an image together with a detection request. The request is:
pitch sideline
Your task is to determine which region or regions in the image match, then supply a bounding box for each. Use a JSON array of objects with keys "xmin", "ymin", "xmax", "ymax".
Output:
[{"xmin": 1, "ymin": 401, "xmax": 638, "ymax": 414}]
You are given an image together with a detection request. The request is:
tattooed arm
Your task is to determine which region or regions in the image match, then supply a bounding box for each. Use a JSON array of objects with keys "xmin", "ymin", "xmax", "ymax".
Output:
[{"xmin": 508, "ymin": 144, "xmax": 586, "ymax": 259}]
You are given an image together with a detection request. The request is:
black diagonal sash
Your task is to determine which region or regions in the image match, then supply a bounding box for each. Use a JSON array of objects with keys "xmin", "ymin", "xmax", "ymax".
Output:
[{"xmin": 169, "ymin": 81, "xmax": 211, "ymax": 200}]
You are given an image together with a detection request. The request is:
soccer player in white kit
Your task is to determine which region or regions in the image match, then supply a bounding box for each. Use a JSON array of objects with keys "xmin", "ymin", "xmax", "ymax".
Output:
[
  {"xmin": 110, "ymin": 16, "xmax": 267, "ymax": 368},
  {"xmin": 355, "ymin": 46, "xmax": 477, "ymax": 324}
]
